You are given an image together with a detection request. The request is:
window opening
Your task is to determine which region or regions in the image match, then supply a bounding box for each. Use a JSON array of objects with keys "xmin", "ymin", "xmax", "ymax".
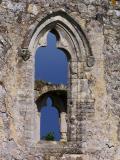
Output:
[
  {"xmin": 40, "ymin": 97, "xmax": 60, "ymax": 141},
  {"xmin": 35, "ymin": 32, "xmax": 68, "ymax": 85},
  {"xmin": 35, "ymin": 31, "xmax": 68, "ymax": 141}
]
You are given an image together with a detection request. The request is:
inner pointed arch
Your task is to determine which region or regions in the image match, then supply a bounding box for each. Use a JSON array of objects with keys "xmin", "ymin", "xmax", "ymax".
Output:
[{"xmin": 35, "ymin": 31, "xmax": 68, "ymax": 85}]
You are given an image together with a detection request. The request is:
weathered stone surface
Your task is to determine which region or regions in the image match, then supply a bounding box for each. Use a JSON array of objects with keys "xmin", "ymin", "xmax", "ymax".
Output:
[
  {"xmin": 0, "ymin": 0, "xmax": 120, "ymax": 159},
  {"xmin": 61, "ymin": 154, "xmax": 89, "ymax": 160}
]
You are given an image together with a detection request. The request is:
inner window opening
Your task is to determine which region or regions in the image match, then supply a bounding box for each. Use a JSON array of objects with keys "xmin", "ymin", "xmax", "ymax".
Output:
[
  {"xmin": 35, "ymin": 31, "xmax": 68, "ymax": 142},
  {"xmin": 35, "ymin": 31, "xmax": 68, "ymax": 85},
  {"xmin": 40, "ymin": 97, "xmax": 61, "ymax": 141}
]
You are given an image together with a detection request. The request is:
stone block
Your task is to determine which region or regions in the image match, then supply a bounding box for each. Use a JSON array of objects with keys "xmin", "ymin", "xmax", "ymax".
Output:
[{"xmin": 61, "ymin": 154, "xmax": 89, "ymax": 160}]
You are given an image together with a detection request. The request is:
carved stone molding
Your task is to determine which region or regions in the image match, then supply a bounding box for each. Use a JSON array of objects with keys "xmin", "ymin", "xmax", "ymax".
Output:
[{"xmin": 19, "ymin": 48, "xmax": 31, "ymax": 61}]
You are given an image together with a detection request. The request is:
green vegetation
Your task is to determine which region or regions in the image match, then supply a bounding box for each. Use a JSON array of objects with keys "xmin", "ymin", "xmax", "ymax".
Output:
[{"xmin": 44, "ymin": 132, "xmax": 55, "ymax": 141}]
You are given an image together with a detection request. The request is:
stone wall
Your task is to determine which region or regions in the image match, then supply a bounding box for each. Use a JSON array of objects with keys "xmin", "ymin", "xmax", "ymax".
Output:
[{"xmin": 0, "ymin": 0, "xmax": 120, "ymax": 159}]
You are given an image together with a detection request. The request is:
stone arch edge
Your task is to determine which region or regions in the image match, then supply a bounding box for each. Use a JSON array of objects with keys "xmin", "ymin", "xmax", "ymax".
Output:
[{"xmin": 21, "ymin": 10, "xmax": 95, "ymax": 67}]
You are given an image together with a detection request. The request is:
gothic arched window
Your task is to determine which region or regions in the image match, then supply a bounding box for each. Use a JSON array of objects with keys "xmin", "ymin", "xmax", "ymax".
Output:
[{"xmin": 25, "ymin": 10, "xmax": 94, "ymax": 144}]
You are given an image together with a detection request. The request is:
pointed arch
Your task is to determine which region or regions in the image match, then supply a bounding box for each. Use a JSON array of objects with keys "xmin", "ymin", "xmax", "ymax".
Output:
[
  {"xmin": 26, "ymin": 10, "xmax": 94, "ymax": 67},
  {"xmin": 21, "ymin": 10, "xmax": 95, "ymax": 144}
]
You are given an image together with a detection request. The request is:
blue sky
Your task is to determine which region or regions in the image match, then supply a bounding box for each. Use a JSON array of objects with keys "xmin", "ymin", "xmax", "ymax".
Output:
[
  {"xmin": 35, "ymin": 32, "xmax": 68, "ymax": 85},
  {"xmin": 40, "ymin": 97, "xmax": 60, "ymax": 140},
  {"xmin": 35, "ymin": 32, "xmax": 67, "ymax": 140}
]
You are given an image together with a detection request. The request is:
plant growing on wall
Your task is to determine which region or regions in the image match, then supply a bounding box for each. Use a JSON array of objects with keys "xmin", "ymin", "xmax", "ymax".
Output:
[{"xmin": 44, "ymin": 132, "xmax": 55, "ymax": 141}]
